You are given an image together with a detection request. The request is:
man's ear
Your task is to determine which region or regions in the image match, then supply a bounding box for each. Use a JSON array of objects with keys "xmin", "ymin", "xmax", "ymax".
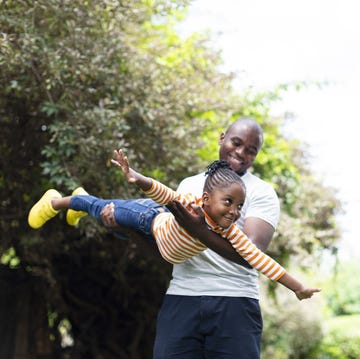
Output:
[
  {"xmin": 202, "ymin": 192, "xmax": 210, "ymax": 204},
  {"xmin": 218, "ymin": 132, "xmax": 225, "ymax": 145}
]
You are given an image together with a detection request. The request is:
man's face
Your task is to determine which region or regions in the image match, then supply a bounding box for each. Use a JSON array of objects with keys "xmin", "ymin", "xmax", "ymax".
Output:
[{"xmin": 218, "ymin": 123, "xmax": 262, "ymax": 175}]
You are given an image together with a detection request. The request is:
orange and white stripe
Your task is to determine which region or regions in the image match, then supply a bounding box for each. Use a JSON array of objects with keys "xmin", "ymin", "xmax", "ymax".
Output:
[{"xmin": 145, "ymin": 179, "xmax": 286, "ymax": 280}]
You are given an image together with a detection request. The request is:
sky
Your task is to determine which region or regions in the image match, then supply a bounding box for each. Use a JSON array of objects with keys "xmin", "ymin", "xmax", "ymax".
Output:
[{"xmin": 180, "ymin": 0, "xmax": 360, "ymax": 260}]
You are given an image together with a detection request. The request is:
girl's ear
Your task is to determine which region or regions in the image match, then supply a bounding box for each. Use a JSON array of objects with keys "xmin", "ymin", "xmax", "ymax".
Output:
[{"xmin": 202, "ymin": 192, "xmax": 210, "ymax": 204}]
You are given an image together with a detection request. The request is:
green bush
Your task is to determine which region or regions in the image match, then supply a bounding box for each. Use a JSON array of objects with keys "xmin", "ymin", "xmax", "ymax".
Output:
[
  {"xmin": 260, "ymin": 281, "xmax": 324, "ymax": 359},
  {"xmin": 315, "ymin": 332, "xmax": 360, "ymax": 359},
  {"xmin": 312, "ymin": 314, "xmax": 360, "ymax": 359},
  {"xmin": 322, "ymin": 261, "xmax": 360, "ymax": 316}
]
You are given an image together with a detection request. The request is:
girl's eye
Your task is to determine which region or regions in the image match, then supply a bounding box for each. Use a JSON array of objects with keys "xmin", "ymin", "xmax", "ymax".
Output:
[{"xmin": 237, "ymin": 204, "xmax": 243, "ymax": 211}]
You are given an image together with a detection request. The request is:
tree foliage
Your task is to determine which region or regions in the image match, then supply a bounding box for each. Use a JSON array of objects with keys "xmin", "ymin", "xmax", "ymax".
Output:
[{"xmin": 0, "ymin": 0, "xmax": 341, "ymax": 357}]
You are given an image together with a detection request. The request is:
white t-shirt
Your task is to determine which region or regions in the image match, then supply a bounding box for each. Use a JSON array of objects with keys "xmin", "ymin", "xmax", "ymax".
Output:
[{"xmin": 166, "ymin": 171, "xmax": 280, "ymax": 299}]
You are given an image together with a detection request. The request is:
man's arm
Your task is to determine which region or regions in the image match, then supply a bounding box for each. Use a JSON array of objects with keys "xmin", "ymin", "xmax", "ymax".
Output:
[
  {"xmin": 165, "ymin": 201, "xmax": 248, "ymax": 266},
  {"xmin": 242, "ymin": 216, "xmax": 275, "ymax": 252},
  {"xmin": 166, "ymin": 200, "xmax": 275, "ymax": 267}
]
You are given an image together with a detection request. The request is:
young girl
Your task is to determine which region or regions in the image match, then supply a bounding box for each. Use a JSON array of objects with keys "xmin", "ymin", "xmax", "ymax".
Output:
[{"xmin": 28, "ymin": 149, "xmax": 321, "ymax": 300}]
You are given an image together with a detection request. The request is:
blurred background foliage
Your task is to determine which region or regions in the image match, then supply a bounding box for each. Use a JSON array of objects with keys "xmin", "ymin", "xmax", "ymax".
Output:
[{"xmin": 0, "ymin": 0, "xmax": 356, "ymax": 358}]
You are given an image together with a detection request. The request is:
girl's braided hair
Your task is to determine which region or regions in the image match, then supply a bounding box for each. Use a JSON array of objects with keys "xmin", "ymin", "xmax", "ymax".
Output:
[{"xmin": 203, "ymin": 160, "xmax": 245, "ymax": 193}]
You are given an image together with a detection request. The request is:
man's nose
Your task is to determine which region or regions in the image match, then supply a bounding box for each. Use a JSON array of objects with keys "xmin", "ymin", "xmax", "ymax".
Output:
[{"xmin": 235, "ymin": 145, "xmax": 245, "ymax": 157}]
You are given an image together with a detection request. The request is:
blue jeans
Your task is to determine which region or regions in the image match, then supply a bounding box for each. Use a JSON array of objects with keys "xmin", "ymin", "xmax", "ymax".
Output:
[
  {"xmin": 153, "ymin": 295, "xmax": 262, "ymax": 359},
  {"xmin": 69, "ymin": 196, "xmax": 168, "ymax": 241}
]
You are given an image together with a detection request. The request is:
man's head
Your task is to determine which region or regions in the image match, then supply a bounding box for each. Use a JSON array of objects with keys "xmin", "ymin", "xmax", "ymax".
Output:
[{"xmin": 218, "ymin": 118, "xmax": 263, "ymax": 175}]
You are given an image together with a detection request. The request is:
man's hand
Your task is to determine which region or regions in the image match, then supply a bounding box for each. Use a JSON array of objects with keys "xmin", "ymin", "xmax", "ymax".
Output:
[
  {"xmin": 100, "ymin": 202, "xmax": 120, "ymax": 229},
  {"xmin": 166, "ymin": 199, "xmax": 206, "ymax": 237}
]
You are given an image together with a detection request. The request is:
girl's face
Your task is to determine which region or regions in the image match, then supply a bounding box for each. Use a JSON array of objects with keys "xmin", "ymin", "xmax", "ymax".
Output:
[{"xmin": 202, "ymin": 182, "xmax": 245, "ymax": 229}]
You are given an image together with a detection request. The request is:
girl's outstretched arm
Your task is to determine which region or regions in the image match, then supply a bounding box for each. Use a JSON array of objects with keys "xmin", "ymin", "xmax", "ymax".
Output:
[{"xmin": 278, "ymin": 272, "xmax": 322, "ymax": 300}]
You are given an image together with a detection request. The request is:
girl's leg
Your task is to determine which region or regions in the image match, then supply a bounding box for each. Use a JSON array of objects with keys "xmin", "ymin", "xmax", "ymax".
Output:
[
  {"xmin": 51, "ymin": 197, "xmax": 71, "ymax": 210},
  {"xmin": 111, "ymin": 198, "xmax": 168, "ymax": 239},
  {"xmin": 50, "ymin": 187, "xmax": 92, "ymax": 226},
  {"xmin": 69, "ymin": 197, "xmax": 168, "ymax": 239},
  {"xmin": 66, "ymin": 187, "xmax": 90, "ymax": 226},
  {"xmin": 69, "ymin": 197, "xmax": 167, "ymax": 237},
  {"xmin": 69, "ymin": 195, "xmax": 116, "ymax": 222}
]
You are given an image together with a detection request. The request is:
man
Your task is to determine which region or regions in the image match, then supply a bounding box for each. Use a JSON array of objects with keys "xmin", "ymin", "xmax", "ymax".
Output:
[{"xmin": 102, "ymin": 118, "xmax": 279, "ymax": 358}]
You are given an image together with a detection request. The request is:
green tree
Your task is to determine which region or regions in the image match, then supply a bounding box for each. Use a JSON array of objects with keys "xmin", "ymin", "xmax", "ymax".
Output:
[{"xmin": 0, "ymin": 1, "xmax": 235, "ymax": 357}]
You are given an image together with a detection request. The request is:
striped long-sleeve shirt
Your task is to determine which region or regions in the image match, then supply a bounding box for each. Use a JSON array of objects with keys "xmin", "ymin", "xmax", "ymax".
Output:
[{"xmin": 145, "ymin": 179, "xmax": 286, "ymax": 281}]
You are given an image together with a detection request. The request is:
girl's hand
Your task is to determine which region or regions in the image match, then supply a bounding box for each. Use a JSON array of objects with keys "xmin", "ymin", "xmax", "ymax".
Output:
[
  {"xmin": 295, "ymin": 287, "xmax": 322, "ymax": 300},
  {"xmin": 111, "ymin": 149, "xmax": 137, "ymax": 183}
]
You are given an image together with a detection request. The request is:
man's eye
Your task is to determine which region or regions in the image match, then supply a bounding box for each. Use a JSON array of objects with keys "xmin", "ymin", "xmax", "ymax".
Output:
[{"xmin": 246, "ymin": 148, "xmax": 257, "ymax": 156}]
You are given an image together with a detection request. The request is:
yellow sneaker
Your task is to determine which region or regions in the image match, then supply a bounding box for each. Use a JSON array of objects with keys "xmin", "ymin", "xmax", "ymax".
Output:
[
  {"xmin": 28, "ymin": 189, "xmax": 62, "ymax": 229},
  {"xmin": 66, "ymin": 187, "xmax": 89, "ymax": 226}
]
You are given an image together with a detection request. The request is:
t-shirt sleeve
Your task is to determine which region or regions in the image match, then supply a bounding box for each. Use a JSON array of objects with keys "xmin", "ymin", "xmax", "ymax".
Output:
[
  {"xmin": 176, "ymin": 173, "xmax": 206, "ymax": 197},
  {"xmin": 244, "ymin": 184, "xmax": 280, "ymax": 230}
]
